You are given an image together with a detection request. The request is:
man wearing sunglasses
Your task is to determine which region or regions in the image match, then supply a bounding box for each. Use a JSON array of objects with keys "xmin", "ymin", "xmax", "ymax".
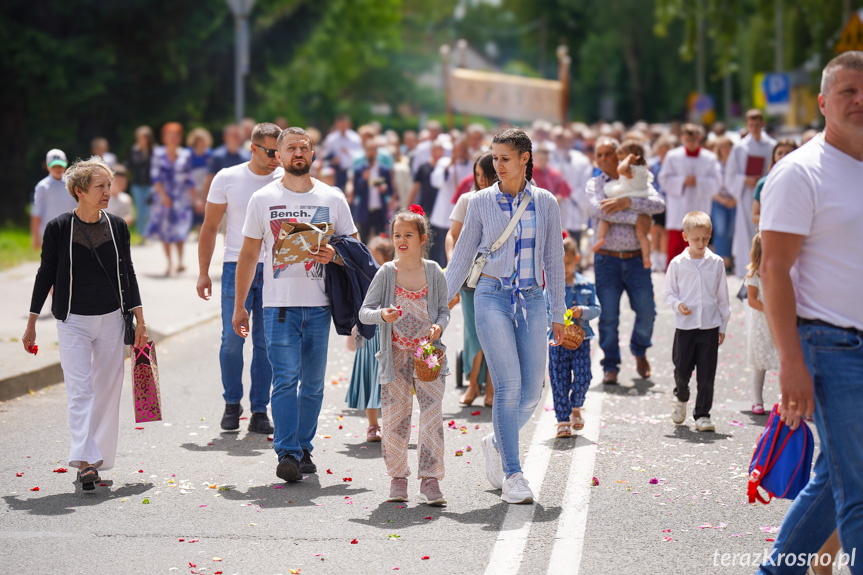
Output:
[{"xmin": 197, "ymin": 123, "xmax": 284, "ymax": 434}]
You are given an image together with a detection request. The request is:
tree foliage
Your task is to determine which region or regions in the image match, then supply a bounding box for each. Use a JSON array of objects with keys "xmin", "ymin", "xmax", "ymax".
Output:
[{"xmin": 1, "ymin": 0, "xmax": 852, "ymax": 220}]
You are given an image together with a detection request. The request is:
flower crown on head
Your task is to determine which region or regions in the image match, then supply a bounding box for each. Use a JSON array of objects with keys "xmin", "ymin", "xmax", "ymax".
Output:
[{"xmin": 409, "ymin": 204, "xmax": 424, "ymax": 216}]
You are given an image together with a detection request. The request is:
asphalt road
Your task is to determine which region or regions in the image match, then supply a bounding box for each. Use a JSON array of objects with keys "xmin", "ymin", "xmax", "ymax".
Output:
[{"xmin": 0, "ymin": 272, "xmax": 852, "ymax": 575}]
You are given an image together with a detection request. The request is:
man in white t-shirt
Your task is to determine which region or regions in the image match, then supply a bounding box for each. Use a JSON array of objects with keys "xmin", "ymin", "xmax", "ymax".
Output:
[
  {"xmin": 429, "ymin": 136, "xmax": 470, "ymax": 267},
  {"xmin": 756, "ymin": 51, "xmax": 863, "ymax": 575},
  {"xmin": 322, "ymin": 115, "xmax": 362, "ymax": 191},
  {"xmin": 197, "ymin": 123, "xmax": 284, "ymax": 435},
  {"xmin": 234, "ymin": 127, "xmax": 358, "ymax": 483}
]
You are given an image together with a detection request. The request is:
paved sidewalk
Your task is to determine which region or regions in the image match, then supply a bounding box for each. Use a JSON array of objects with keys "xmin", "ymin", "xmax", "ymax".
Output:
[{"xmin": 0, "ymin": 237, "xmax": 224, "ymax": 400}]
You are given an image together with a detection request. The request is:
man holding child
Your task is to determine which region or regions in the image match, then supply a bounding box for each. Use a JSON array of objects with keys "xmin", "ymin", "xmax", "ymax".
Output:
[{"xmin": 586, "ymin": 137, "xmax": 665, "ymax": 384}]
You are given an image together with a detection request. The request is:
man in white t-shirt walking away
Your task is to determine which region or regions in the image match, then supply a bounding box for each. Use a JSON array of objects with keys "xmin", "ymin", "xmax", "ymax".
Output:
[
  {"xmin": 197, "ymin": 123, "xmax": 284, "ymax": 434},
  {"xmin": 756, "ymin": 51, "xmax": 863, "ymax": 575},
  {"xmin": 234, "ymin": 127, "xmax": 358, "ymax": 483}
]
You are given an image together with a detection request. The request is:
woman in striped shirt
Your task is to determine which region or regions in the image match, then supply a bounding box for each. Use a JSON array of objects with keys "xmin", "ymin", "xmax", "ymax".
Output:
[{"xmin": 445, "ymin": 128, "xmax": 566, "ymax": 504}]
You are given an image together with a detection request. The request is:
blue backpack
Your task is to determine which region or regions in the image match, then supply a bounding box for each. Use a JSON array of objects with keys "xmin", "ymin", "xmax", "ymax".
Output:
[{"xmin": 748, "ymin": 404, "xmax": 814, "ymax": 505}]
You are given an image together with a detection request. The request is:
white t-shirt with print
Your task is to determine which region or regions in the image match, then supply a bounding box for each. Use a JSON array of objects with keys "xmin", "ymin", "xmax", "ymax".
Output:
[
  {"xmin": 208, "ymin": 163, "xmax": 283, "ymax": 263},
  {"xmin": 760, "ymin": 134, "xmax": 863, "ymax": 331},
  {"xmin": 242, "ymin": 179, "xmax": 357, "ymax": 308}
]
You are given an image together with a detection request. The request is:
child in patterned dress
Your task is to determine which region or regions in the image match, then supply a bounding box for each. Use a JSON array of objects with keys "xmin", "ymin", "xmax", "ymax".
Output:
[
  {"xmin": 359, "ymin": 205, "xmax": 451, "ymax": 505},
  {"xmin": 548, "ymin": 236, "xmax": 600, "ymax": 438},
  {"xmin": 346, "ymin": 236, "xmax": 394, "ymax": 442},
  {"xmin": 745, "ymin": 232, "xmax": 779, "ymax": 415}
]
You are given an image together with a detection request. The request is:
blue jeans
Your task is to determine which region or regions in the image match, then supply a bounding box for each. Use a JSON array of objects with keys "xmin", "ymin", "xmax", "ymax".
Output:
[
  {"xmin": 594, "ymin": 253, "xmax": 655, "ymax": 374},
  {"xmin": 758, "ymin": 324, "xmax": 863, "ymax": 575},
  {"xmin": 474, "ymin": 278, "xmax": 546, "ymax": 476},
  {"xmin": 264, "ymin": 306, "xmax": 331, "ymax": 462},
  {"xmin": 220, "ymin": 262, "xmax": 271, "ymax": 413},
  {"xmin": 710, "ymin": 200, "xmax": 736, "ymax": 258},
  {"xmin": 130, "ymin": 184, "xmax": 151, "ymax": 235}
]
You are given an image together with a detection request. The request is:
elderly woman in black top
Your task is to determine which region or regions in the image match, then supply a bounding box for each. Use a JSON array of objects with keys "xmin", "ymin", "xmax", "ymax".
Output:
[{"xmin": 22, "ymin": 156, "xmax": 148, "ymax": 491}]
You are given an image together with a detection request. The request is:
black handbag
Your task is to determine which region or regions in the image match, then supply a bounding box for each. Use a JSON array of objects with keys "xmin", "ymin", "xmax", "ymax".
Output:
[{"xmin": 77, "ymin": 214, "xmax": 136, "ymax": 345}]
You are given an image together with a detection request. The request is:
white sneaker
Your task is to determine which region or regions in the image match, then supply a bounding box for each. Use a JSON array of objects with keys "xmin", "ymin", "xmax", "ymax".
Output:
[
  {"xmin": 482, "ymin": 433, "xmax": 505, "ymax": 490},
  {"xmin": 695, "ymin": 417, "xmax": 715, "ymax": 432},
  {"xmin": 501, "ymin": 472, "xmax": 534, "ymax": 504},
  {"xmin": 671, "ymin": 398, "xmax": 687, "ymax": 425}
]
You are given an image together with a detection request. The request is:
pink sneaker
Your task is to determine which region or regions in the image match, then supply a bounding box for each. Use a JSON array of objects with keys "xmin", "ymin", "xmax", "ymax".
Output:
[
  {"xmin": 752, "ymin": 403, "xmax": 765, "ymax": 415},
  {"xmin": 388, "ymin": 477, "xmax": 408, "ymax": 502}
]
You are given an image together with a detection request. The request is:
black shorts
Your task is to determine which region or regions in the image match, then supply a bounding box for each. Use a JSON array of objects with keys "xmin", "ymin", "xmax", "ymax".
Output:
[{"xmin": 652, "ymin": 211, "xmax": 666, "ymax": 227}]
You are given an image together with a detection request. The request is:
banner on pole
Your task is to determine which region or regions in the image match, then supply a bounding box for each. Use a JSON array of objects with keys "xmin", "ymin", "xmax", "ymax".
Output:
[{"xmin": 449, "ymin": 68, "xmax": 564, "ymax": 123}]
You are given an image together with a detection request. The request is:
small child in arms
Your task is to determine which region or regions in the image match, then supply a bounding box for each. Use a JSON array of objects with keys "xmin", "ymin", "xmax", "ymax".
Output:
[{"xmin": 592, "ymin": 148, "xmax": 656, "ymax": 269}]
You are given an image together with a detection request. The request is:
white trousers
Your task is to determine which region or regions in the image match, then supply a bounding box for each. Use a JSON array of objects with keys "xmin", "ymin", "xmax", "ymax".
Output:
[{"xmin": 57, "ymin": 310, "xmax": 125, "ymax": 470}]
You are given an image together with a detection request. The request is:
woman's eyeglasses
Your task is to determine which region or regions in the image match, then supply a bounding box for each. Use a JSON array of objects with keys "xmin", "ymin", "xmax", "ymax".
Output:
[{"xmin": 254, "ymin": 143, "xmax": 278, "ymax": 158}]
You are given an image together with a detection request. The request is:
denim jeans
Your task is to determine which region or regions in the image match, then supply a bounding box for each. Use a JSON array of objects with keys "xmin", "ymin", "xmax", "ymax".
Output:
[
  {"xmin": 474, "ymin": 278, "xmax": 547, "ymax": 477},
  {"xmin": 264, "ymin": 306, "xmax": 331, "ymax": 462},
  {"xmin": 757, "ymin": 324, "xmax": 863, "ymax": 575},
  {"xmin": 130, "ymin": 184, "xmax": 151, "ymax": 235},
  {"xmin": 220, "ymin": 262, "xmax": 272, "ymax": 413},
  {"xmin": 710, "ymin": 200, "xmax": 735, "ymax": 259},
  {"xmin": 594, "ymin": 253, "xmax": 656, "ymax": 374}
]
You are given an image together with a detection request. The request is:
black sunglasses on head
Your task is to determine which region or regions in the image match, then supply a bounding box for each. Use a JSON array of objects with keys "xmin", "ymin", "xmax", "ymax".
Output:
[{"xmin": 254, "ymin": 143, "xmax": 278, "ymax": 158}]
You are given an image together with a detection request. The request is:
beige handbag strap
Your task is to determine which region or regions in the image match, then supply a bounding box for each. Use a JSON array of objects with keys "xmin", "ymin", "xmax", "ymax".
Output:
[{"xmin": 489, "ymin": 192, "xmax": 532, "ymax": 254}]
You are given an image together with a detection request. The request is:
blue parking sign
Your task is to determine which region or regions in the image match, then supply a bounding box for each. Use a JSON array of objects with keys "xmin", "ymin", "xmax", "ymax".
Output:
[{"xmin": 762, "ymin": 73, "xmax": 790, "ymax": 113}]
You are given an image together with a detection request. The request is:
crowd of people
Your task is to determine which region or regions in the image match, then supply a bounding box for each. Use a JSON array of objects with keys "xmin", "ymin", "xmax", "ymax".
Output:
[{"xmin": 23, "ymin": 50, "xmax": 863, "ymax": 574}]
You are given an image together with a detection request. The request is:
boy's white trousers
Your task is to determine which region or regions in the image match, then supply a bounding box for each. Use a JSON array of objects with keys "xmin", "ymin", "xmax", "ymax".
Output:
[{"xmin": 57, "ymin": 310, "xmax": 125, "ymax": 471}]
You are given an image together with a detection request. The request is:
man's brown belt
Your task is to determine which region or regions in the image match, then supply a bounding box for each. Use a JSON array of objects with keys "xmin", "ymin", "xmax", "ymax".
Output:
[{"xmin": 595, "ymin": 249, "xmax": 641, "ymax": 260}]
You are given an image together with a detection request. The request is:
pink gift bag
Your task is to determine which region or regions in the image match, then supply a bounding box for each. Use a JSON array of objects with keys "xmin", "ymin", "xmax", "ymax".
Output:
[{"xmin": 132, "ymin": 341, "xmax": 162, "ymax": 423}]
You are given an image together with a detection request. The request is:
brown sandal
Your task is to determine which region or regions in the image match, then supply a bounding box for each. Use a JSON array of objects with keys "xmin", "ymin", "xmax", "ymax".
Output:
[
  {"xmin": 571, "ymin": 409, "xmax": 585, "ymax": 431},
  {"xmin": 556, "ymin": 422, "xmax": 572, "ymax": 438},
  {"xmin": 366, "ymin": 425, "xmax": 382, "ymax": 442}
]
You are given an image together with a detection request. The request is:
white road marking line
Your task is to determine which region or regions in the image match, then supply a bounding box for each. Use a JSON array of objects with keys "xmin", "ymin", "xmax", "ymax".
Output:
[
  {"xmin": 547, "ymin": 346, "xmax": 607, "ymax": 574},
  {"xmin": 484, "ymin": 387, "xmax": 558, "ymax": 575}
]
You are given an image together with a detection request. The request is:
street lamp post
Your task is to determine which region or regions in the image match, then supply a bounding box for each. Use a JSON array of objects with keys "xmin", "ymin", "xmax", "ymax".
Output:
[{"xmin": 227, "ymin": 0, "xmax": 256, "ymax": 125}]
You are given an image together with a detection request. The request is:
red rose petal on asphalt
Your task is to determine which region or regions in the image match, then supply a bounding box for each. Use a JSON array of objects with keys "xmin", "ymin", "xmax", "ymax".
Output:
[
  {"xmin": 422, "ymin": 556, "xmax": 430, "ymax": 560},
  {"xmin": 30, "ymin": 487, "xmax": 39, "ymax": 491},
  {"xmin": 189, "ymin": 563, "xmax": 196, "ymax": 568},
  {"xmin": 326, "ymin": 469, "xmax": 333, "ymax": 474},
  {"xmin": 239, "ymin": 417, "xmax": 248, "ymax": 420},
  {"xmin": 16, "ymin": 472, "xmax": 24, "ymax": 477},
  {"xmin": 52, "ymin": 468, "xmax": 68, "ymax": 473},
  {"xmin": 179, "ymin": 538, "xmax": 185, "ymax": 542},
  {"xmin": 765, "ymin": 538, "xmax": 775, "ymax": 542},
  {"xmin": 343, "ymin": 477, "xmax": 352, "ymax": 482},
  {"xmin": 350, "ymin": 539, "xmax": 358, "ymax": 544},
  {"xmin": 424, "ymin": 516, "xmax": 432, "ymax": 520},
  {"xmin": 99, "ymin": 483, "xmax": 107, "ymax": 487},
  {"xmin": 471, "ymin": 411, "xmax": 481, "ymax": 416},
  {"xmin": 134, "ymin": 427, "xmax": 144, "ymax": 430},
  {"xmin": 138, "ymin": 470, "xmax": 143, "ymax": 473}
]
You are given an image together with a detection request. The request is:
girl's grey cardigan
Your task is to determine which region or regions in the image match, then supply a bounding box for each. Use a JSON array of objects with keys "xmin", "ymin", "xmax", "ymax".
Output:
[{"xmin": 359, "ymin": 259, "xmax": 451, "ymax": 385}]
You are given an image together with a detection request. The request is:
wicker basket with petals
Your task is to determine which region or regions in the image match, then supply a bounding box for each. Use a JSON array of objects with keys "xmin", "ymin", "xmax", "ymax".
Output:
[{"xmin": 415, "ymin": 348, "xmax": 445, "ymax": 382}]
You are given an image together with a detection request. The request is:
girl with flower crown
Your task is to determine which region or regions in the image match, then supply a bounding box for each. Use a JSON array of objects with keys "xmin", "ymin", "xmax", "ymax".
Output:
[{"xmin": 359, "ymin": 204, "xmax": 451, "ymax": 505}]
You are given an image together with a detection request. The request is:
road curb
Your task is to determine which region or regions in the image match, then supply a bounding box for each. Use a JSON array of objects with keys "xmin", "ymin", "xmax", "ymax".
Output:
[{"xmin": 0, "ymin": 317, "xmax": 217, "ymax": 403}]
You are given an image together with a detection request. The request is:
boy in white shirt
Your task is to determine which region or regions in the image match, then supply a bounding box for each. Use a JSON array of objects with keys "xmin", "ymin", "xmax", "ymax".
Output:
[{"xmin": 662, "ymin": 211, "xmax": 730, "ymax": 432}]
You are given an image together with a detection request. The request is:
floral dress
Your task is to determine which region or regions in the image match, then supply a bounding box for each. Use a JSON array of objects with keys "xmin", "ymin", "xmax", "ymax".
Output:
[
  {"xmin": 145, "ymin": 146, "xmax": 194, "ymax": 243},
  {"xmin": 746, "ymin": 273, "xmax": 779, "ymax": 371}
]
